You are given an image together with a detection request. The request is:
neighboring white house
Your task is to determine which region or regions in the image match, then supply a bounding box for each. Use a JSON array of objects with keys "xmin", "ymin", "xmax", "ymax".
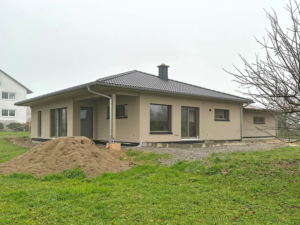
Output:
[{"xmin": 0, "ymin": 69, "xmax": 33, "ymax": 127}]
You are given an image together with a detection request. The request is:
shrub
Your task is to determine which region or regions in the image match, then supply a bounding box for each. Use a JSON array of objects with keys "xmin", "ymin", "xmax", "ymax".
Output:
[
  {"xmin": 7, "ymin": 123, "xmax": 22, "ymax": 129},
  {"xmin": 6, "ymin": 123, "xmax": 29, "ymax": 131},
  {"xmin": 0, "ymin": 123, "xmax": 3, "ymax": 130}
]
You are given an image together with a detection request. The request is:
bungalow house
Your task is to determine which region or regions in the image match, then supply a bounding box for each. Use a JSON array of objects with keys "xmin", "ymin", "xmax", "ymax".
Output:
[{"xmin": 15, "ymin": 64, "xmax": 276, "ymax": 144}]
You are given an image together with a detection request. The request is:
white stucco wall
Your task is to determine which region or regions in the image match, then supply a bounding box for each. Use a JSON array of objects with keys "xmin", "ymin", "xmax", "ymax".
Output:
[{"xmin": 0, "ymin": 71, "xmax": 29, "ymax": 125}]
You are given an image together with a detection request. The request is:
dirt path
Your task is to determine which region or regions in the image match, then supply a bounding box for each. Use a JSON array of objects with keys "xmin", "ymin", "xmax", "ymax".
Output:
[
  {"xmin": 133, "ymin": 143, "xmax": 287, "ymax": 165},
  {"xmin": 6, "ymin": 137, "xmax": 38, "ymax": 148}
]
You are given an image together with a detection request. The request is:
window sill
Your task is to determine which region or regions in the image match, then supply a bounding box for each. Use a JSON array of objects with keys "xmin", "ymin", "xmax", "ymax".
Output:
[
  {"xmin": 106, "ymin": 117, "xmax": 128, "ymax": 120},
  {"xmin": 215, "ymin": 120, "xmax": 230, "ymax": 122},
  {"xmin": 150, "ymin": 132, "xmax": 173, "ymax": 135},
  {"xmin": 254, "ymin": 123, "xmax": 265, "ymax": 124}
]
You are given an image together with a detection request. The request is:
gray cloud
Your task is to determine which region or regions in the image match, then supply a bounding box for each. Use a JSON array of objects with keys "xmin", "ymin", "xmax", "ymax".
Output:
[{"xmin": 0, "ymin": 0, "xmax": 289, "ymax": 99}]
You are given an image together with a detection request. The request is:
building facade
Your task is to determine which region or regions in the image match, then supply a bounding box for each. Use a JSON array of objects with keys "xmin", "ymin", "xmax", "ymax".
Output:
[{"xmin": 0, "ymin": 70, "xmax": 33, "ymax": 127}]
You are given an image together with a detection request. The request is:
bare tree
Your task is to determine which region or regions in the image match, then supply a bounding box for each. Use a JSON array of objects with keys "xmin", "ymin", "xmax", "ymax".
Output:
[{"xmin": 225, "ymin": 0, "xmax": 300, "ymax": 141}]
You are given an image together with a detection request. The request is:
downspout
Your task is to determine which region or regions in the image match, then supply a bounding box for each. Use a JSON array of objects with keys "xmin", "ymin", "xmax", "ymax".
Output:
[
  {"xmin": 87, "ymin": 85, "xmax": 112, "ymax": 145},
  {"xmin": 241, "ymin": 102, "xmax": 251, "ymax": 141}
]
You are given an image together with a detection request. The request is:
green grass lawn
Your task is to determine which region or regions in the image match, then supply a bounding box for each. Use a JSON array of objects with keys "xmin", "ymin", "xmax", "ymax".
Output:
[
  {"xmin": 0, "ymin": 131, "xmax": 31, "ymax": 163},
  {"xmin": 0, "ymin": 132, "xmax": 300, "ymax": 224}
]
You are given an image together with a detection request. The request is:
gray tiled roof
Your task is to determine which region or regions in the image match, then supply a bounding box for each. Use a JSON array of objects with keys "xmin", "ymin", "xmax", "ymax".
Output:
[{"xmin": 97, "ymin": 70, "xmax": 252, "ymax": 102}]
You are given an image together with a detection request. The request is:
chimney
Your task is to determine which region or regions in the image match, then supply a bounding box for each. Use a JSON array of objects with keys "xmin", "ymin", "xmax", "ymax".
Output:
[{"xmin": 157, "ymin": 63, "xmax": 169, "ymax": 81}]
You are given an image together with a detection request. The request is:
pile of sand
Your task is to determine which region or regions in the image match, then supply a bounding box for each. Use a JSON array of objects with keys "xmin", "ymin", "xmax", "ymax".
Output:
[{"xmin": 0, "ymin": 136, "xmax": 131, "ymax": 178}]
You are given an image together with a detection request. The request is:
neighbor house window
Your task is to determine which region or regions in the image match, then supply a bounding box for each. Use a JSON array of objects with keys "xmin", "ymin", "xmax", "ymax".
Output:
[
  {"xmin": 215, "ymin": 109, "xmax": 229, "ymax": 121},
  {"xmin": 2, "ymin": 92, "xmax": 15, "ymax": 100},
  {"xmin": 38, "ymin": 111, "xmax": 42, "ymax": 137},
  {"xmin": 107, "ymin": 105, "xmax": 128, "ymax": 119},
  {"xmin": 2, "ymin": 109, "xmax": 16, "ymax": 117},
  {"xmin": 50, "ymin": 108, "xmax": 67, "ymax": 137},
  {"xmin": 150, "ymin": 104, "xmax": 171, "ymax": 133},
  {"xmin": 253, "ymin": 116, "xmax": 265, "ymax": 124}
]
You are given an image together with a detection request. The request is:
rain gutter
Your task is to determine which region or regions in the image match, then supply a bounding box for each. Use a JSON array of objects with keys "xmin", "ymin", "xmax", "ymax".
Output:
[{"xmin": 87, "ymin": 85, "xmax": 112, "ymax": 146}]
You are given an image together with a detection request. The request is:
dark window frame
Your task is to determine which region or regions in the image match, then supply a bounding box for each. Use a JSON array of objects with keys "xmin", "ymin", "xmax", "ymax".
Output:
[
  {"xmin": 38, "ymin": 111, "xmax": 42, "ymax": 137},
  {"xmin": 107, "ymin": 104, "xmax": 128, "ymax": 119},
  {"xmin": 253, "ymin": 116, "xmax": 265, "ymax": 124},
  {"xmin": 1, "ymin": 109, "xmax": 16, "ymax": 117},
  {"xmin": 50, "ymin": 108, "xmax": 67, "ymax": 137},
  {"xmin": 150, "ymin": 104, "xmax": 172, "ymax": 134},
  {"xmin": 214, "ymin": 109, "xmax": 230, "ymax": 121},
  {"xmin": 2, "ymin": 92, "xmax": 15, "ymax": 100}
]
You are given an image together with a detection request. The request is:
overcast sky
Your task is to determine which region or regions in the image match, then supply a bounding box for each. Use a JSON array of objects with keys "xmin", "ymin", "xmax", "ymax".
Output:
[{"xmin": 0, "ymin": 0, "xmax": 291, "ymax": 100}]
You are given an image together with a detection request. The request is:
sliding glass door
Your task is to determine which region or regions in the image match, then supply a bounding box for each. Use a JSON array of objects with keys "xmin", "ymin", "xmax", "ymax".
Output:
[
  {"xmin": 181, "ymin": 107, "xmax": 199, "ymax": 139},
  {"xmin": 50, "ymin": 108, "xmax": 67, "ymax": 137}
]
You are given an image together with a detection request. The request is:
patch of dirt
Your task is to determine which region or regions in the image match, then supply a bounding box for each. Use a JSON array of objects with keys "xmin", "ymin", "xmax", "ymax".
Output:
[
  {"xmin": 271, "ymin": 159, "xmax": 300, "ymax": 168},
  {"xmin": 108, "ymin": 149, "xmax": 128, "ymax": 159},
  {"xmin": 6, "ymin": 137, "xmax": 38, "ymax": 148},
  {"xmin": 0, "ymin": 136, "xmax": 132, "ymax": 178}
]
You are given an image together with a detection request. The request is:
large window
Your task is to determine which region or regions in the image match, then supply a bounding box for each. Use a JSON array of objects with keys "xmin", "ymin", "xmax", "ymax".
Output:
[
  {"xmin": 150, "ymin": 104, "xmax": 171, "ymax": 133},
  {"xmin": 2, "ymin": 109, "xmax": 15, "ymax": 117},
  {"xmin": 38, "ymin": 111, "xmax": 42, "ymax": 137},
  {"xmin": 215, "ymin": 109, "xmax": 229, "ymax": 121},
  {"xmin": 253, "ymin": 116, "xmax": 265, "ymax": 124},
  {"xmin": 2, "ymin": 92, "xmax": 15, "ymax": 100},
  {"xmin": 50, "ymin": 108, "xmax": 67, "ymax": 137},
  {"xmin": 107, "ymin": 104, "xmax": 128, "ymax": 119}
]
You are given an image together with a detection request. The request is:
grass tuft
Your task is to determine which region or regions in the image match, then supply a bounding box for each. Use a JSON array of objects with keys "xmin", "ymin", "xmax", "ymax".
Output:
[
  {"xmin": 126, "ymin": 149, "xmax": 142, "ymax": 156},
  {"xmin": 62, "ymin": 167, "xmax": 87, "ymax": 179},
  {"xmin": 7, "ymin": 173, "xmax": 37, "ymax": 180}
]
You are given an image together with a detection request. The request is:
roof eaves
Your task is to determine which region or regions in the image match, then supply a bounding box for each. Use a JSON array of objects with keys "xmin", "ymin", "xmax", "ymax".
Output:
[{"xmin": 15, "ymin": 81, "xmax": 98, "ymax": 106}]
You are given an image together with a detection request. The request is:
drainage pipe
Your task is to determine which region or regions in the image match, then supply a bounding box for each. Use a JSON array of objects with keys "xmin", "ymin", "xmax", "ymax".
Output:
[
  {"xmin": 241, "ymin": 102, "xmax": 251, "ymax": 141},
  {"xmin": 87, "ymin": 85, "xmax": 112, "ymax": 145}
]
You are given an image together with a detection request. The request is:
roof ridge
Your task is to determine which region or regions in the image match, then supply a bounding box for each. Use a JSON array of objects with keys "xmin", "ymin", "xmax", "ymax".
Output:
[
  {"xmin": 134, "ymin": 70, "xmax": 251, "ymax": 101},
  {"xmin": 97, "ymin": 70, "xmax": 138, "ymax": 82}
]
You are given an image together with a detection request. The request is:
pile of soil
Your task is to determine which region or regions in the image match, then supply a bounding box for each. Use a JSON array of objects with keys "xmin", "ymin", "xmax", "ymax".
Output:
[{"xmin": 0, "ymin": 136, "xmax": 131, "ymax": 178}]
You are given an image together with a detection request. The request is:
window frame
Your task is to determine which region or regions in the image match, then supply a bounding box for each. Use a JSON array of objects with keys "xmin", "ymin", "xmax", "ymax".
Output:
[
  {"xmin": 214, "ymin": 109, "xmax": 230, "ymax": 121},
  {"xmin": 2, "ymin": 92, "xmax": 16, "ymax": 100},
  {"xmin": 50, "ymin": 108, "xmax": 67, "ymax": 137},
  {"xmin": 38, "ymin": 111, "xmax": 42, "ymax": 137},
  {"xmin": 253, "ymin": 116, "xmax": 265, "ymax": 124},
  {"xmin": 181, "ymin": 106, "xmax": 199, "ymax": 138},
  {"xmin": 1, "ymin": 109, "xmax": 16, "ymax": 117},
  {"xmin": 107, "ymin": 104, "xmax": 128, "ymax": 119},
  {"xmin": 150, "ymin": 104, "xmax": 172, "ymax": 134}
]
